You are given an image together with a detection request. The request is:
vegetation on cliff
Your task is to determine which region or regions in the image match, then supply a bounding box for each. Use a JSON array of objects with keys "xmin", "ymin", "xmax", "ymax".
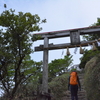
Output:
[{"xmin": 84, "ymin": 54, "xmax": 100, "ymax": 100}]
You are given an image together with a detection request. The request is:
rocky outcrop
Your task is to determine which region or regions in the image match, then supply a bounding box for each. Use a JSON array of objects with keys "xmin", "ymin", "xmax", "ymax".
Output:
[{"xmin": 84, "ymin": 55, "xmax": 100, "ymax": 100}]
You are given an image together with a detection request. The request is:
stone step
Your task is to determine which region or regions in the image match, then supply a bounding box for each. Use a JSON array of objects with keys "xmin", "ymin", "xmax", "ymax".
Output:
[
  {"xmin": 62, "ymin": 73, "xmax": 88, "ymax": 100},
  {"xmin": 52, "ymin": 73, "xmax": 88, "ymax": 100}
]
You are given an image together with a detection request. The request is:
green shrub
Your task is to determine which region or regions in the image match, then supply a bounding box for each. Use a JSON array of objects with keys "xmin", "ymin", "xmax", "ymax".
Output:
[
  {"xmin": 79, "ymin": 50, "xmax": 100, "ymax": 69},
  {"xmin": 49, "ymin": 73, "xmax": 69, "ymax": 100}
]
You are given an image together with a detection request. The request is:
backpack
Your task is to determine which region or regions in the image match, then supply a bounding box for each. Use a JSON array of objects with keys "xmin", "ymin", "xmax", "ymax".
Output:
[{"xmin": 70, "ymin": 71, "xmax": 78, "ymax": 85}]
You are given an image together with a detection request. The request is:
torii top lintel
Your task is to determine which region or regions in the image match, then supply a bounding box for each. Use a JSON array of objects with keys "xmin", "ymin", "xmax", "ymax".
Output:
[
  {"xmin": 34, "ymin": 26, "xmax": 100, "ymax": 39},
  {"xmin": 34, "ymin": 26, "xmax": 100, "ymax": 51}
]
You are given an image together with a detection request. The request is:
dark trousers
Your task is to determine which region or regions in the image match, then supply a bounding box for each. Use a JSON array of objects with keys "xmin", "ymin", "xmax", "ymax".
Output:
[{"xmin": 70, "ymin": 85, "xmax": 78, "ymax": 100}]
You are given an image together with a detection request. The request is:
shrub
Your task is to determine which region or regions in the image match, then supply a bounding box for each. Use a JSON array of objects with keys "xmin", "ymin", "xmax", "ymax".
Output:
[{"xmin": 49, "ymin": 73, "xmax": 69, "ymax": 100}]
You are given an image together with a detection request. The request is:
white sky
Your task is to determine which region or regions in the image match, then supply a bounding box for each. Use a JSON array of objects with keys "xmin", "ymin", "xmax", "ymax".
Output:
[{"xmin": 0, "ymin": 0, "xmax": 100, "ymax": 65}]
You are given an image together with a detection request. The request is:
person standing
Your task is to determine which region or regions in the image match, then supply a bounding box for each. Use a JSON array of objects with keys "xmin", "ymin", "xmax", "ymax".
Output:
[{"xmin": 68, "ymin": 71, "xmax": 81, "ymax": 100}]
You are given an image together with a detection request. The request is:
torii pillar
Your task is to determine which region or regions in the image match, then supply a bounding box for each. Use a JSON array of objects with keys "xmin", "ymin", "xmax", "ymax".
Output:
[
  {"xmin": 41, "ymin": 37, "xmax": 49, "ymax": 100},
  {"xmin": 41, "ymin": 31, "xmax": 80, "ymax": 100}
]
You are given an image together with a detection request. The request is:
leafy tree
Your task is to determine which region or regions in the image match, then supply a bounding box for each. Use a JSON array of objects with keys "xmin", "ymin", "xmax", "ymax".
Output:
[
  {"xmin": 15, "ymin": 61, "xmax": 43, "ymax": 99},
  {"xmin": 48, "ymin": 55, "xmax": 73, "ymax": 81},
  {"xmin": 79, "ymin": 50, "xmax": 100, "ymax": 69},
  {"xmin": 80, "ymin": 18, "xmax": 100, "ymax": 69},
  {"xmin": 0, "ymin": 7, "xmax": 46, "ymax": 99},
  {"xmin": 0, "ymin": 60, "xmax": 43, "ymax": 100},
  {"xmin": 83, "ymin": 18, "xmax": 100, "ymax": 41}
]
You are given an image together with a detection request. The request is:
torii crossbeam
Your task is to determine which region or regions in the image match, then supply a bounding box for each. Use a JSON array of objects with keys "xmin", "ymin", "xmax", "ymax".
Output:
[{"xmin": 34, "ymin": 26, "xmax": 100, "ymax": 100}]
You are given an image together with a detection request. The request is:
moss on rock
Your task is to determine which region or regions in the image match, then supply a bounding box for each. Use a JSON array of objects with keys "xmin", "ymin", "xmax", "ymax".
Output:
[{"xmin": 84, "ymin": 54, "xmax": 100, "ymax": 100}]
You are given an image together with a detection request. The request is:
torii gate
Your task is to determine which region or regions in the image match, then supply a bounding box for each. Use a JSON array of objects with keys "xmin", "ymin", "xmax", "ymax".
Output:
[{"xmin": 34, "ymin": 26, "xmax": 100, "ymax": 100}]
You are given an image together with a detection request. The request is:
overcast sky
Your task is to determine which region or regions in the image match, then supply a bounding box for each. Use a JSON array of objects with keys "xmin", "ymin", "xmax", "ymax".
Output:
[{"xmin": 0, "ymin": 0, "xmax": 100, "ymax": 65}]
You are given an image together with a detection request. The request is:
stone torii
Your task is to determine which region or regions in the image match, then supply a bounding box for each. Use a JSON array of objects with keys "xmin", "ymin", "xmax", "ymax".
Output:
[{"xmin": 34, "ymin": 26, "xmax": 100, "ymax": 100}]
